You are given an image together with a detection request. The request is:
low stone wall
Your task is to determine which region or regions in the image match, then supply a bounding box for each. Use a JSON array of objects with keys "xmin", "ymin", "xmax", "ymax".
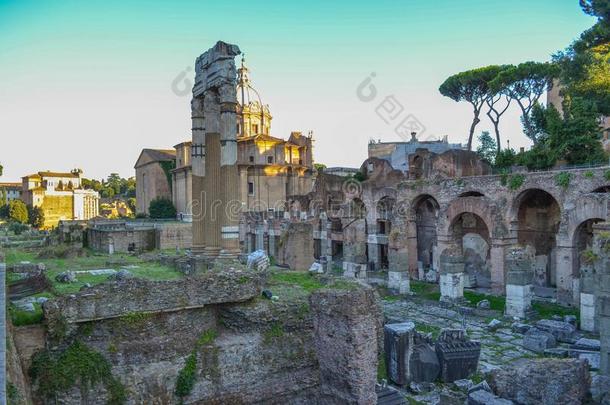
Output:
[
  {"xmin": 43, "ymin": 268, "xmax": 266, "ymax": 324},
  {"xmin": 156, "ymin": 222, "xmax": 192, "ymax": 250}
]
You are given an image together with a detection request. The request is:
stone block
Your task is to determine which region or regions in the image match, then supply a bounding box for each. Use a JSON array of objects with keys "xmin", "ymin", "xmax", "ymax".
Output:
[
  {"xmin": 572, "ymin": 337, "xmax": 601, "ymax": 351},
  {"xmin": 440, "ymin": 273, "xmax": 464, "ymax": 301},
  {"xmin": 388, "ymin": 271, "xmax": 410, "ymax": 294},
  {"xmin": 435, "ymin": 329, "xmax": 481, "ymax": 382},
  {"xmin": 505, "ymin": 283, "xmax": 533, "ymax": 319},
  {"xmin": 524, "ymin": 328, "xmax": 557, "ymax": 353},
  {"xmin": 310, "ymin": 287, "xmax": 381, "ymax": 405},
  {"xmin": 535, "ymin": 319, "xmax": 577, "ymax": 343},
  {"xmin": 467, "ymin": 390, "xmax": 514, "ymax": 405},
  {"xmin": 580, "ymin": 292, "xmax": 596, "ymax": 332},
  {"xmin": 409, "ymin": 342, "xmax": 440, "ymax": 383},
  {"xmin": 590, "ymin": 375, "xmax": 610, "ymax": 404},
  {"xmin": 489, "ymin": 358, "xmax": 590, "ymax": 405},
  {"xmin": 384, "ymin": 322, "xmax": 416, "ymax": 385}
]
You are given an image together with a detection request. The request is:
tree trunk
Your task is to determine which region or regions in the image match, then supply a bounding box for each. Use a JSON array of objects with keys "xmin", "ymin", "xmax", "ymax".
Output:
[{"xmin": 467, "ymin": 115, "xmax": 481, "ymax": 151}]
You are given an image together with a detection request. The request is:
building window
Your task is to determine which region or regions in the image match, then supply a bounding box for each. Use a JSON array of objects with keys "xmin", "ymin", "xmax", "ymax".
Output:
[
  {"xmin": 249, "ymin": 155, "xmax": 254, "ymax": 163},
  {"xmin": 252, "ymin": 124, "xmax": 259, "ymax": 134},
  {"xmin": 267, "ymin": 156, "xmax": 273, "ymax": 164},
  {"xmin": 248, "ymin": 182, "xmax": 254, "ymax": 195}
]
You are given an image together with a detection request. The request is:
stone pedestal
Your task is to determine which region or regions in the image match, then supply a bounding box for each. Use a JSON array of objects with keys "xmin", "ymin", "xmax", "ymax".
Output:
[
  {"xmin": 439, "ymin": 248, "xmax": 465, "ymax": 303},
  {"xmin": 504, "ymin": 246, "xmax": 535, "ymax": 319},
  {"xmin": 600, "ymin": 296, "xmax": 610, "ymax": 375},
  {"xmin": 505, "ymin": 283, "xmax": 534, "ymax": 319},
  {"xmin": 581, "ymin": 292, "xmax": 597, "ymax": 332},
  {"xmin": 343, "ymin": 262, "xmax": 366, "ymax": 279},
  {"xmin": 388, "ymin": 271, "xmax": 410, "ymax": 294}
]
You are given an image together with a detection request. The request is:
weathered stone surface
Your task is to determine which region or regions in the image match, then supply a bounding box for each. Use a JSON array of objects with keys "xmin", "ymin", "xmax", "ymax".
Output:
[
  {"xmin": 247, "ymin": 249, "xmax": 270, "ymax": 271},
  {"xmin": 435, "ymin": 329, "xmax": 481, "ymax": 382},
  {"xmin": 591, "ymin": 375, "xmax": 610, "ymax": 404},
  {"xmin": 489, "ymin": 358, "xmax": 590, "ymax": 405},
  {"xmin": 384, "ymin": 322, "xmax": 416, "ymax": 385},
  {"xmin": 523, "ymin": 328, "xmax": 557, "ymax": 353},
  {"xmin": 55, "ymin": 271, "xmax": 77, "ymax": 283},
  {"xmin": 410, "ymin": 341, "xmax": 440, "ymax": 383},
  {"xmin": 453, "ymin": 379, "xmax": 473, "ymax": 392},
  {"xmin": 43, "ymin": 267, "xmax": 266, "ymax": 324},
  {"xmin": 535, "ymin": 319, "xmax": 577, "ymax": 343},
  {"xmin": 511, "ymin": 322, "xmax": 531, "ymax": 334},
  {"xmin": 572, "ymin": 337, "xmax": 601, "ymax": 351},
  {"xmin": 468, "ymin": 390, "xmax": 514, "ymax": 405},
  {"xmin": 310, "ymin": 286, "xmax": 382, "ymax": 405}
]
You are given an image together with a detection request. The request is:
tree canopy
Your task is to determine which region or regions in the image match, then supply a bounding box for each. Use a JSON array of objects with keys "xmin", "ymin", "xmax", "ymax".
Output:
[
  {"xmin": 8, "ymin": 200, "xmax": 28, "ymax": 224},
  {"xmin": 148, "ymin": 197, "xmax": 177, "ymax": 219},
  {"xmin": 439, "ymin": 65, "xmax": 507, "ymax": 150}
]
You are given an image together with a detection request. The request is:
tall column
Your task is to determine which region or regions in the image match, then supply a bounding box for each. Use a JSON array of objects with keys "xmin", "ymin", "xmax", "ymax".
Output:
[
  {"xmin": 219, "ymin": 83, "xmax": 241, "ymax": 258},
  {"xmin": 191, "ymin": 97, "xmax": 206, "ymax": 254},
  {"xmin": 191, "ymin": 41, "xmax": 241, "ymax": 259}
]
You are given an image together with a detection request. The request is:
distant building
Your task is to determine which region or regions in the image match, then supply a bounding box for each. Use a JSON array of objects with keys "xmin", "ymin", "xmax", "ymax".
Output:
[
  {"xmin": 172, "ymin": 141, "xmax": 192, "ymax": 221},
  {"xmin": 21, "ymin": 170, "xmax": 99, "ymax": 228},
  {"xmin": 323, "ymin": 167, "xmax": 360, "ymax": 177},
  {"xmin": 138, "ymin": 57, "xmax": 314, "ymax": 220},
  {"xmin": 134, "ymin": 149, "xmax": 176, "ymax": 215},
  {"xmin": 368, "ymin": 132, "xmax": 463, "ymax": 173},
  {"xmin": 0, "ymin": 182, "xmax": 22, "ymax": 202}
]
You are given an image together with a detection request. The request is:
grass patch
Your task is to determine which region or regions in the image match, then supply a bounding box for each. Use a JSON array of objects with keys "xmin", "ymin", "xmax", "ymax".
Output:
[
  {"xmin": 532, "ymin": 301, "xmax": 579, "ymax": 321},
  {"xmin": 9, "ymin": 303, "xmax": 43, "ymax": 326},
  {"xmin": 268, "ymin": 269, "xmax": 323, "ymax": 292},
  {"xmin": 264, "ymin": 322, "xmax": 285, "ymax": 343},
  {"xmin": 414, "ymin": 322, "xmax": 441, "ymax": 339},
  {"xmin": 29, "ymin": 341, "xmax": 126, "ymax": 404},
  {"xmin": 377, "ymin": 353, "xmax": 387, "ymax": 381},
  {"xmin": 196, "ymin": 329, "xmax": 218, "ymax": 346},
  {"xmin": 463, "ymin": 290, "xmax": 506, "ymax": 311},
  {"xmin": 410, "ymin": 280, "xmax": 441, "ymax": 301}
]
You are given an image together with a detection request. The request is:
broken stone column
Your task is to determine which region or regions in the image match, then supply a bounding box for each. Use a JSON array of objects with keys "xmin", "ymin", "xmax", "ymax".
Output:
[
  {"xmin": 439, "ymin": 248, "xmax": 465, "ymax": 303},
  {"xmin": 191, "ymin": 41, "xmax": 241, "ymax": 258},
  {"xmin": 218, "ymin": 81, "xmax": 241, "ymax": 258},
  {"xmin": 342, "ymin": 218, "xmax": 368, "ymax": 279},
  {"xmin": 592, "ymin": 222, "xmax": 610, "ymax": 376},
  {"xmin": 384, "ymin": 322, "xmax": 440, "ymax": 385},
  {"xmin": 310, "ymin": 287, "xmax": 381, "ymax": 405},
  {"xmin": 504, "ymin": 246, "xmax": 534, "ymax": 319},
  {"xmin": 388, "ymin": 226, "xmax": 410, "ymax": 294},
  {"xmin": 580, "ymin": 262, "xmax": 597, "ymax": 332}
]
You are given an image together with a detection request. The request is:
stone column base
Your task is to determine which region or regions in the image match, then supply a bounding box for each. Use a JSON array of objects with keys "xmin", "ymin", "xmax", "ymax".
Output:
[
  {"xmin": 440, "ymin": 272, "xmax": 464, "ymax": 302},
  {"xmin": 343, "ymin": 262, "xmax": 366, "ymax": 279},
  {"xmin": 388, "ymin": 271, "xmax": 410, "ymax": 294},
  {"xmin": 580, "ymin": 293, "xmax": 596, "ymax": 332},
  {"xmin": 505, "ymin": 284, "xmax": 534, "ymax": 319}
]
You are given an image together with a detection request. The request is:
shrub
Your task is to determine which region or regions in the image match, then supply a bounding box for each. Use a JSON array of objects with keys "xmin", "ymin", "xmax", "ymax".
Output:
[
  {"xmin": 8, "ymin": 222, "xmax": 29, "ymax": 235},
  {"xmin": 555, "ymin": 172, "xmax": 572, "ymax": 189},
  {"xmin": 508, "ymin": 174, "xmax": 525, "ymax": 190},
  {"xmin": 8, "ymin": 200, "xmax": 28, "ymax": 224},
  {"xmin": 27, "ymin": 205, "xmax": 45, "ymax": 229},
  {"xmin": 175, "ymin": 352, "xmax": 197, "ymax": 398},
  {"xmin": 584, "ymin": 170, "xmax": 594, "ymax": 178},
  {"xmin": 148, "ymin": 197, "xmax": 176, "ymax": 219}
]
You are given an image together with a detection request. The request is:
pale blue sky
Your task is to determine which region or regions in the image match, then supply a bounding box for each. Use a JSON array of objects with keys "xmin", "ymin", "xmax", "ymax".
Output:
[{"xmin": 0, "ymin": 0, "xmax": 596, "ymax": 180}]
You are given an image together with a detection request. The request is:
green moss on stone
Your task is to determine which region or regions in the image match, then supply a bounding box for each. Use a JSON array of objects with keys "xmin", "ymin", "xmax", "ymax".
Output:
[{"xmin": 29, "ymin": 341, "xmax": 126, "ymax": 404}]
